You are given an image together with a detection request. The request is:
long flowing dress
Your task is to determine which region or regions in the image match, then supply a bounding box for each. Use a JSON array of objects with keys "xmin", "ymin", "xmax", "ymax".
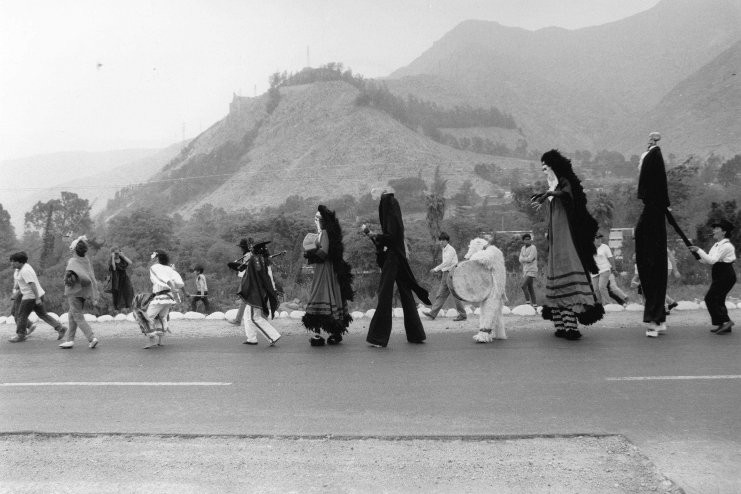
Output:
[
  {"xmin": 110, "ymin": 258, "xmax": 134, "ymax": 310},
  {"xmin": 302, "ymin": 231, "xmax": 352, "ymax": 336},
  {"xmin": 543, "ymin": 178, "xmax": 602, "ymax": 325},
  {"xmin": 635, "ymin": 145, "xmax": 669, "ymax": 325}
]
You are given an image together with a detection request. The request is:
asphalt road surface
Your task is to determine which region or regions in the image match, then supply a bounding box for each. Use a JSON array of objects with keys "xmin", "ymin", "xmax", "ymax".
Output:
[{"xmin": 1, "ymin": 313, "xmax": 739, "ymax": 493}]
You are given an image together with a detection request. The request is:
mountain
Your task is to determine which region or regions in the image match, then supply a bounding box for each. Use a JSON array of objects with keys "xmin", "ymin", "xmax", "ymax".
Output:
[
  {"xmin": 611, "ymin": 39, "xmax": 741, "ymax": 158},
  {"xmin": 103, "ymin": 81, "xmax": 532, "ymax": 220},
  {"xmin": 0, "ymin": 148, "xmax": 165, "ymax": 231},
  {"xmin": 388, "ymin": 0, "xmax": 741, "ymax": 154}
]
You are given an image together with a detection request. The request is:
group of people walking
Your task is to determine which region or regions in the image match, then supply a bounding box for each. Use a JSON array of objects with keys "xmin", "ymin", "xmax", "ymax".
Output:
[{"xmin": 7, "ymin": 133, "xmax": 737, "ymax": 350}]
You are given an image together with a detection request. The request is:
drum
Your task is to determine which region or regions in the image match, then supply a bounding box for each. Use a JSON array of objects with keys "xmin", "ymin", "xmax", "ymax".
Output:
[
  {"xmin": 302, "ymin": 233, "xmax": 319, "ymax": 252},
  {"xmin": 448, "ymin": 260, "xmax": 493, "ymax": 303}
]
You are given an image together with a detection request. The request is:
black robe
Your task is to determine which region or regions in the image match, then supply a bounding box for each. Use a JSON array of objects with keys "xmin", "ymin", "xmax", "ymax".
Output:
[
  {"xmin": 635, "ymin": 146, "xmax": 669, "ymax": 324},
  {"xmin": 366, "ymin": 193, "xmax": 430, "ymax": 347},
  {"xmin": 238, "ymin": 255, "xmax": 278, "ymax": 319}
]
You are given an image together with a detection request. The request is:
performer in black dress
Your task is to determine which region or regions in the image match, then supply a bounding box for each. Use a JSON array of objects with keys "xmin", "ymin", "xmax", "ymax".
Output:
[
  {"xmin": 365, "ymin": 187, "xmax": 431, "ymax": 348},
  {"xmin": 635, "ymin": 132, "xmax": 670, "ymax": 337}
]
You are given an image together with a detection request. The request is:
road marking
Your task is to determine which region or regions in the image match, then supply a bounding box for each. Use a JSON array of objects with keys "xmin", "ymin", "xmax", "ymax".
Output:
[
  {"xmin": 0, "ymin": 382, "xmax": 232, "ymax": 387},
  {"xmin": 607, "ymin": 375, "xmax": 741, "ymax": 381}
]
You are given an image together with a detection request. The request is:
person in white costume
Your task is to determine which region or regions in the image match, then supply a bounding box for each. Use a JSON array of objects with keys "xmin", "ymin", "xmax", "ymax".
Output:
[{"xmin": 468, "ymin": 235, "xmax": 508, "ymax": 343}]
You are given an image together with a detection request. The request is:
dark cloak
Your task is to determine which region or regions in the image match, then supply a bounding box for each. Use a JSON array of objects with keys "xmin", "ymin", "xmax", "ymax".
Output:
[
  {"xmin": 374, "ymin": 193, "xmax": 431, "ymax": 305},
  {"xmin": 238, "ymin": 254, "xmax": 278, "ymax": 318}
]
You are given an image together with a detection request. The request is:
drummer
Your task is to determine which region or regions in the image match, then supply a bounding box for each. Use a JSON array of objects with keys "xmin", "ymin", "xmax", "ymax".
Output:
[
  {"xmin": 422, "ymin": 232, "xmax": 467, "ymax": 321},
  {"xmin": 467, "ymin": 234, "xmax": 508, "ymax": 343}
]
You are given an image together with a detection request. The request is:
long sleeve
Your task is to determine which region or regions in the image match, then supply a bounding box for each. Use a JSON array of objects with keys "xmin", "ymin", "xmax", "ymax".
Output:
[
  {"xmin": 519, "ymin": 246, "xmax": 535, "ymax": 263},
  {"xmin": 433, "ymin": 245, "xmax": 458, "ymax": 272},
  {"xmin": 697, "ymin": 240, "xmax": 737, "ymax": 264}
]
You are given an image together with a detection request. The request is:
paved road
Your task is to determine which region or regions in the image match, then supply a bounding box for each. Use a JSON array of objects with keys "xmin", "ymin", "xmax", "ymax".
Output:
[{"xmin": 1, "ymin": 320, "xmax": 739, "ymax": 492}]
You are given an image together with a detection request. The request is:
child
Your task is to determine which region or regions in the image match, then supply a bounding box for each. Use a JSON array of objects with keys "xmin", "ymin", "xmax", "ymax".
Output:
[
  {"xmin": 190, "ymin": 265, "xmax": 209, "ymax": 313},
  {"xmin": 8, "ymin": 251, "xmax": 68, "ymax": 342}
]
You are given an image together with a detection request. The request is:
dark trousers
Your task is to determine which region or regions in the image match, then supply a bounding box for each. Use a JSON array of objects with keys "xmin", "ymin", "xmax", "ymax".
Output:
[
  {"xmin": 608, "ymin": 280, "xmax": 626, "ymax": 305},
  {"xmin": 15, "ymin": 297, "xmax": 63, "ymax": 335},
  {"xmin": 705, "ymin": 262, "xmax": 737, "ymax": 325},
  {"xmin": 428, "ymin": 271, "xmax": 465, "ymax": 317},
  {"xmin": 367, "ymin": 252, "xmax": 426, "ymax": 347},
  {"xmin": 636, "ymin": 204, "xmax": 667, "ymax": 324},
  {"xmin": 521, "ymin": 276, "xmax": 536, "ymax": 304},
  {"xmin": 191, "ymin": 295, "xmax": 210, "ymax": 313}
]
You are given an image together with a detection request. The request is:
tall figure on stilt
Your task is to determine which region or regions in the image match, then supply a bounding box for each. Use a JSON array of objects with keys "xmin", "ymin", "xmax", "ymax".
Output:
[
  {"xmin": 365, "ymin": 186, "xmax": 431, "ymax": 348},
  {"xmin": 635, "ymin": 132, "xmax": 670, "ymax": 338}
]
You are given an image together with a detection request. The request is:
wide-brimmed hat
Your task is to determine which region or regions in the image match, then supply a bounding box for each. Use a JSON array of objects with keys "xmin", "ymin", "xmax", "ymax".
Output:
[
  {"xmin": 252, "ymin": 240, "xmax": 271, "ymax": 252},
  {"xmin": 711, "ymin": 219, "xmax": 734, "ymax": 234}
]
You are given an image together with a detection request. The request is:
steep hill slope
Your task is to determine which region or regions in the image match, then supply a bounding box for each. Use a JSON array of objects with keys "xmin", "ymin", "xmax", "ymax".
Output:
[
  {"xmin": 388, "ymin": 0, "xmax": 741, "ymax": 153},
  {"xmin": 104, "ymin": 81, "xmax": 533, "ymax": 219},
  {"xmin": 611, "ymin": 40, "xmax": 741, "ymax": 158}
]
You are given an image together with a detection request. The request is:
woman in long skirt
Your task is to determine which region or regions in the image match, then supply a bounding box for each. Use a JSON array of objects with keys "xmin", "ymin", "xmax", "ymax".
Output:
[
  {"xmin": 532, "ymin": 150, "xmax": 604, "ymax": 340},
  {"xmin": 302, "ymin": 205, "xmax": 354, "ymax": 346}
]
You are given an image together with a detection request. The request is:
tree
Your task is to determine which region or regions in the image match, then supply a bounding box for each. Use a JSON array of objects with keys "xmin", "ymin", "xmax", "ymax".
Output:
[
  {"xmin": 717, "ymin": 155, "xmax": 741, "ymax": 186},
  {"xmin": 452, "ymin": 179, "xmax": 480, "ymax": 209},
  {"xmin": 425, "ymin": 166, "xmax": 447, "ymax": 266},
  {"xmin": 0, "ymin": 204, "xmax": 16, "ymax": 254},
  {"xmin": 589, "ymin": 192, "xmax": 615, "ymax": 230},
  {"xmin": 107, "ymin": 208, "xmax": 175, "ymax": 260},
  {"xmin": 24, "ymin": 191, "xmax": 93, "ymax": 236},
  {"xmin": 24, "ymin": 191, "xmax": 93, "ymax": 268},
  {"xmin": 695, "ymin": 200, "xmax": 741, "ymax": 248}
]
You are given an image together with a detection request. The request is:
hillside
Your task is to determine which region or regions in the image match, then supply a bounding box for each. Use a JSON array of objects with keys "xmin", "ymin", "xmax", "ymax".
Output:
[
  {"xmin": 0, "ymin": 148, "xmax": 163, "ymax": 231},
  {"xmin": 103, "ymin": 81, "xmax": 533, "ymax": 220},
  {"xmin": 611, "ymin": 39, "xmax": 741, "ymax": 158},
  {"xmin": 388, "ymin": 0, "xmax": 741, "ymax": 154}
]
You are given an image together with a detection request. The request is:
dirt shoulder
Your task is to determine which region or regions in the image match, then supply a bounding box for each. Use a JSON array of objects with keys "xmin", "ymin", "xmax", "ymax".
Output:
[{"xmin": 0, "ymin": 433, "xmax": 682, "ymax": 494}]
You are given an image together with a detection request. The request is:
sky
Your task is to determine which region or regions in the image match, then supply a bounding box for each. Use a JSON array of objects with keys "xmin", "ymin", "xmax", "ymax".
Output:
[{"xmin": 0, "ymin": 0, "xmax": 661, "ymax": 162}]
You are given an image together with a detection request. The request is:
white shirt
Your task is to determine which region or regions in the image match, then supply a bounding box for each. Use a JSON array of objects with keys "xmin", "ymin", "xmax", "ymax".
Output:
[
  {"xmin": 150, "ymin": 264, "xmax": 185, "ymax": 304},
  {"xmin": 697, "ymin": 238, "xmax": 736, "ymax": 265},
  {"xmin": 593, "ymin": 244, "xmax": 613, "ymax": 273},
  {"xmin": 14, "ymin": 264, "xmax": 44, "ymax": 299},
  {"xmin": 433, "ymin": 244, "xmax": 459, "ymax": 272}
]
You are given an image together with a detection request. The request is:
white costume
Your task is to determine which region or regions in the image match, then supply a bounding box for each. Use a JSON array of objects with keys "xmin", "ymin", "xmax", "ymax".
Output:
[{"xmin": 469, "ymin": 243, "xmax": 507, "ymax": 342}]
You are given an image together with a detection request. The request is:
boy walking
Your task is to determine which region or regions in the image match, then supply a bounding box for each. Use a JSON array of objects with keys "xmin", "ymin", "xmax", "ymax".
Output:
[
  {"xmin": 190, "ymin": 265, "xmax": 209, "ymax": 313},
  {"xmin": 422, "ymin": 232, "xmax": 467, "ymax": 321},
  {"xmin": 8, "ymin": 251, "xmax": 67, "ymax": 342}
]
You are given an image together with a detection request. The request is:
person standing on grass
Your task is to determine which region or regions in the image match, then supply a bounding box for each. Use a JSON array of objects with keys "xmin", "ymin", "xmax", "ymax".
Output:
[
  {"xmin": 518, "ymin": 233, "xmax": 538, "ymax": 307},
  {"xmin": 8, "ymin": 251, "xmax": 67, "ymax": 343},
  {"xmin": 60, "ymin": 236, "xmax": 100, "ymax": 349},
  {"xmin": 422, "ymin": 232, "xmax": 467, "ymax": 322},
  {"xmin": 690, "ymin": 219, "xmax": 737, "ymax": 335}
]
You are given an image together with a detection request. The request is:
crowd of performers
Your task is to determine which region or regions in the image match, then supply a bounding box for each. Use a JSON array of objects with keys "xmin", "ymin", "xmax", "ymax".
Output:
[{"xmin": 6, "ymin": 133, "xmax": 738, "ymax": 349}]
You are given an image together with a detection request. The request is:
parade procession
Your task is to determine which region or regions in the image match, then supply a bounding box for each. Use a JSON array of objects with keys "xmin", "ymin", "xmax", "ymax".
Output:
[{"xmin": 2, "ymin": 1, "xmax": 740, "ymax": 492}]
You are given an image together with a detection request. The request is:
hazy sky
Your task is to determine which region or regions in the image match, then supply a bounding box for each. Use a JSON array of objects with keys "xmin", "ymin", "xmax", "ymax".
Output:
[{"xmin": 0, "ymin": 0, "xmax": 660, "ymax": 162}]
